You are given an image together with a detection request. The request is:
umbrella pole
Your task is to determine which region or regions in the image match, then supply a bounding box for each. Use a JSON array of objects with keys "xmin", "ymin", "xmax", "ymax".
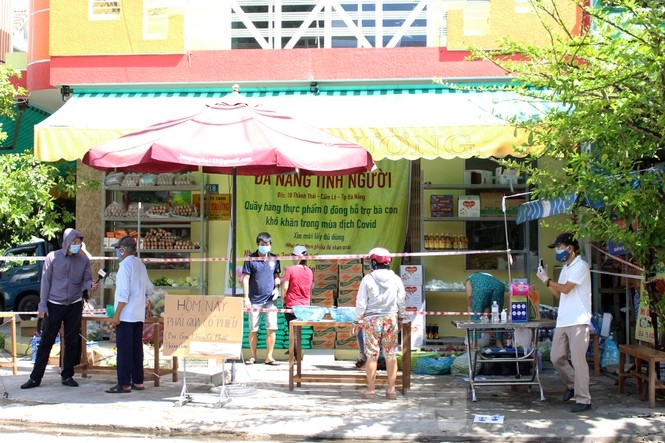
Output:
[{"xmin": 232, "ymin": 169, "xmax": 237, "ymax": 296}]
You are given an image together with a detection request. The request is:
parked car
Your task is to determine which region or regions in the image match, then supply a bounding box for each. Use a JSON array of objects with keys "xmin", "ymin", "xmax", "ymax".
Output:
[{"xmin": 0, "ymin": 239, "xmax": 51, "ymax": 320}]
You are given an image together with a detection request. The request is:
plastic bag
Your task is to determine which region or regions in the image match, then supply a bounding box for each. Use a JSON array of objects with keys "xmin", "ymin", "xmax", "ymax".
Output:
[
  {"xmin": 414, "ymin": 356, "xmax": 454, "ymax": 375},
  {"xmin": 451, "ymin": 352, "xmax": 481, "ymax": 376},
  {"xmin": 104, "ymin": 172, "xmax": 124, "ymax": 186},
  {"xmin": 601, "ymin": 336, "xmax": 620, "ymax": 367}
]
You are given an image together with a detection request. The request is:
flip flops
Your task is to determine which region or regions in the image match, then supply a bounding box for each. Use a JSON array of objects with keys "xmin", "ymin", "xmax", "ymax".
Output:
[
  {"xmin": 245, "ymin": 357, "xmax": 256, "ymax": 365},
  {"xmin": 264, "ymin": 359, "xmax": 280, "ymax": 366},
  {"xmin": 105, "ymin": 384, "xmax": 131, "ymax": 394},
  {"xmin": 361, "ymin": 390, "xmax": 375, "ymax": 399},
  {"xmin": 131, "ymin": 383, "xmax": 145, "ymax": 391}
]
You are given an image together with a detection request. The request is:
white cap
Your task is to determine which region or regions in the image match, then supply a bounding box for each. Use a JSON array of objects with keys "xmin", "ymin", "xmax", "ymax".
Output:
[{"xmin": 292, "ymin": 245, "xmax": 307, "ymax": 256}]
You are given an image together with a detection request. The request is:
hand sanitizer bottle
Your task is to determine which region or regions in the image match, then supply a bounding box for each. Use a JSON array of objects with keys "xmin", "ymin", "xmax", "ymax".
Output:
[
  {"xmin": 500, "ymin": 309, "xmax": 507, "ymax": 323},
  {"xmin": 491, "ymin": 301, "xmax": 500, "ymax": 324}
]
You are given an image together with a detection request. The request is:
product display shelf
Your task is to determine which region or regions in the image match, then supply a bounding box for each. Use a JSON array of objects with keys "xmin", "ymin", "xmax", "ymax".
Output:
[
  {"xmin": 100, "ymin": 174, "xmax": 208, "ymax": 307},
  {"xmin": 419, "ymin": 160, "xmax": 536, "ymax": 344}
]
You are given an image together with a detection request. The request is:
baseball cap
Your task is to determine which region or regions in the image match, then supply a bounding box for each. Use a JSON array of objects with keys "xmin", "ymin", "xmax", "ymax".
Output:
[
  {"xmin": 292, "ymin": 245, "xmax": 307, "ymax": 256},
  {"xmin": 111, "ymin": 235, "xmax": 136, "ymax": 249},
  {"xmin": 547, "ymin": 232, "xmax": 578, "ymax": 249}
]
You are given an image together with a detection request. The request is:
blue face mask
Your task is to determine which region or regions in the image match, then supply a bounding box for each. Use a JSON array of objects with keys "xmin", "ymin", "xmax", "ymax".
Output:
[
  {"xmin": 70, "ymin": 244, "xmax": 81, "ymax": 254},
  {"xmin": 555, "ymin": 247, "xmax": 571, "ymax": 263},
  {"xmin": 258, "ymin": 245, "xmax": 271, "ymax": 255},
  {"xmin": 116, "ymin": 248, "xmax": 124, "ymax": 261}
]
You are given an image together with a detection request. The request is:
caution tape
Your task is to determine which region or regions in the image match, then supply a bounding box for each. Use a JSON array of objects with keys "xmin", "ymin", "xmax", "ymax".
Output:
[{"xmin": 0, "ymin": 249, "xmax": 510, "ymax": 264}]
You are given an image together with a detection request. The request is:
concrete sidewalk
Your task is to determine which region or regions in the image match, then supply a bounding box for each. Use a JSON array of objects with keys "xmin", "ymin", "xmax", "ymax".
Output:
[{"xmin": 1, "ymin": 345, "xmax": 665, "ymax": 443}]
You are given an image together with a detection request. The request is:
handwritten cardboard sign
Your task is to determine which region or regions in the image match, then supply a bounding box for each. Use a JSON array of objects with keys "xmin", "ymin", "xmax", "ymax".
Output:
[{"xmin": 163, "ymin": 295, "xmax": 243, "ymax": 358}]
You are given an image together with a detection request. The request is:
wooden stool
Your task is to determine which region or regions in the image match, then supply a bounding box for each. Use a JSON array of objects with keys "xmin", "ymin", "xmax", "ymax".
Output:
[{"xmin": 618, "ymin": 344, "xmax": 665, "ymax": 408}]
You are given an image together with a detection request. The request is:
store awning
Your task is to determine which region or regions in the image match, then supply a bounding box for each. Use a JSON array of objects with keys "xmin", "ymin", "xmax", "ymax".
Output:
[
  {"xmin": 516, "ymin": 195, "xmax": 577, "ymax": 224},
  {"xmin": 1, "ymin": 106, "xmax": 50, "ymax": 154},
  {"xmin": 35, "ymin": 88, "xmax": 556, "ymax": 162}
]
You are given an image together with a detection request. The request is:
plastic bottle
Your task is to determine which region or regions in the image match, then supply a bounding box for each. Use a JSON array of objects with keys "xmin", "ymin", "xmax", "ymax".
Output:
[
  {"xmin": 491, "ymin": 301, "xmax": 500, "ymax": 324},
  {"xmin": 500, "ymin": 309, "xmax": 507, "ymax": 323}
]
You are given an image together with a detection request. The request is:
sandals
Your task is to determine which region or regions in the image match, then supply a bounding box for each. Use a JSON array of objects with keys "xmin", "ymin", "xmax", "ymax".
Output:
[
  {"xmin": 245, "ymin": 358, "xmax": 255, "ymax": 365},
  {"xmin": 264, "ymin": 359, "xmax": 280, "ymax": 366},
  {"xmin": 386, "ymin": 391, "xmax": 397, "ymax": 400},
  {"xmin": 131, "ymin": 383, "xmax": 145, "ymax": 391},
  {"xmin": 105, "ymin": 384, "xmax": 131, "ymax": 394},
  {"xmin": 361, "ymin": 390, "xmax": 375, "ymax": 399}
]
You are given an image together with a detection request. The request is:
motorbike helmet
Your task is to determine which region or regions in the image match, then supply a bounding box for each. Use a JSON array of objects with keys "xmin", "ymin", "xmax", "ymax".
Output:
[{"xmin": 367, "ymin": 247, "xmax": 392, "ymax": 264}]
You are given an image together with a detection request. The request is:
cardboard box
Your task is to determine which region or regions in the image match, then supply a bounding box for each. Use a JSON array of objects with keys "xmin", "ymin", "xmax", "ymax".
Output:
[
  {"xmin": 464, "ymin": 170, "xmax": 493, "ymax": 185},
  {"xmin": 316, "ymin": 260, "xmax": 339, "ymax": 273},
  {"xmin": 311, "ymin": 289, "xmax": 335, "ymax": 300},
  {"xmin": 458, "ymin": 196, "xmax": 480, "ymax": 217},
  {"xmin": 404, "ymin": 286, "xmax": 423, "ymax": 306},
  {"xmin": 496, "ymin": 168, "xmax": 519, "ymax": 185},
  {"xmin": 335, "ymin": 336, "xmax": 359, "ymax": 349},
  {"xmin": 400, "ymin": 265, "xmax": 423, "ymax": 286},
  {"xmin": 310, "ymin": 297, "xmax": 334, "ymax": 307},
  {"xmin": 338, "ymin": 279, "xmax": 361, "ymax": 291},
  {"xmin": 339, "ymin": 264, "xmax": 363, "ymax": 275},
  {"xmin": 336, "ymin": 297, "xmax": 356, "ymax": 307},
  {"xmin": 430, "ymin": 194, "xmax": 454, "ymax": 217},
  {"xmin": 338, "ymin": 259, "xmax": 361, "ymax": 269},
  {"xmin": 480, "ymin": 192, "xmax": 526, "ymax": 217},
  {"xmin": 21, "ymin": 320, "xmax": 38, "ymax": 337}
]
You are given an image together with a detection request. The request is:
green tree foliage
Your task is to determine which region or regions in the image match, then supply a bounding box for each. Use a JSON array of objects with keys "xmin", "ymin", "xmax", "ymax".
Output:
[
  {"xmin": 0, "ymin": 66, "xmax": 76, "ymax": 249},
  {"xmin": 457, "ymin": 0, "xmax": 665, "ymax": 340}
]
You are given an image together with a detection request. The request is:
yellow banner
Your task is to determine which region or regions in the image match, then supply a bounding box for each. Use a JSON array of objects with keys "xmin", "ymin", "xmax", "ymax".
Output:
[{"xmin": 228, "ymin": 159, "xmax": 410, "ymax": 291}]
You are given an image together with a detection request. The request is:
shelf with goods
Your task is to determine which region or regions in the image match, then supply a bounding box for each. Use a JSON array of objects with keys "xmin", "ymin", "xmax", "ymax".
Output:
[
  {"xmin": 100, "ymin": 172, "xmax": 208, "ymax": 307},
  {"xmin": 419, "ymin": 164, "xmax": 538, "ymax": 345}
]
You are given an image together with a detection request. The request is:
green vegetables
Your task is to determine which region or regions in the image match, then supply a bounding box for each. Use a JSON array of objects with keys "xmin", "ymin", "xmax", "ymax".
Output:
[{"xmin": 152, "ymin": 276, "xmax": 200, "ymax": 287}]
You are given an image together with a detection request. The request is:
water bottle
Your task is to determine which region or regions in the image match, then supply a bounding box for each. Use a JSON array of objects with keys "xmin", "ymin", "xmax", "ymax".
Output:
[{"xmin": 491, "ymin": 301, "xmax": 500, "ymax": 324}]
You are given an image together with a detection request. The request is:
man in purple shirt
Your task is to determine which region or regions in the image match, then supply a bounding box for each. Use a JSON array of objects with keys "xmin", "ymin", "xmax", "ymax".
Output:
[{"xmin": 21, "ymin": 228, "xmax": 99, "ymax": 389}]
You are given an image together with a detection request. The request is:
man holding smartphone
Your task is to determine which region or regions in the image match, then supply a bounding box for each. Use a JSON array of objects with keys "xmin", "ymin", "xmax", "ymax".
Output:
[{"xmin": 537, "ymin": 233, "xmax": 592, "ymax": 413}]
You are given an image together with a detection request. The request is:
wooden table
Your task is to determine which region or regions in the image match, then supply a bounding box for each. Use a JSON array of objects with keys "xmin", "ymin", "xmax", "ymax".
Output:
[
  {"xmin": 78, "ymin": 315, "xmax": 178, "ymax": 387},
  {"xmin": 618, "ymin": 344, "xmax": 665, "ymax": 408},
  {"xmin": 453, "ymin": 320, "xmax": 555, "ymax": 402},
  {"xmin": 288, "ymin": 320, "xmax": 411, "ymax": 394}
]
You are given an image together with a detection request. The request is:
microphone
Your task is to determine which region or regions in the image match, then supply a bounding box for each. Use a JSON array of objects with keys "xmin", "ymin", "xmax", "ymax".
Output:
[{"xmin": 84, "ymin": 269, "xmax": 107, "ymax": 302}]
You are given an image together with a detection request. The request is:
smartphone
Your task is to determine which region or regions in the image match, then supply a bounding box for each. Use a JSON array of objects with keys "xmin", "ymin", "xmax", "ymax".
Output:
[{"xmin": 539, "ymin": 259, "xmax": 544, "ymax": 269}]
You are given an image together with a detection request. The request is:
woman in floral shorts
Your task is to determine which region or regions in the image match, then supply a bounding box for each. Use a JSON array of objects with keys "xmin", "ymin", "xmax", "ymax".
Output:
[{"xmin": 353, "ymin": 247, "xmax": 406, "ymax": 400}]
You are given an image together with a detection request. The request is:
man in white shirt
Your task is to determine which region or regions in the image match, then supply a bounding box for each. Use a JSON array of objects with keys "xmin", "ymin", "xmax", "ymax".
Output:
[
  {"xmin": 537, "ymin": 233, "xmax": 592, "ymax": 413},
  {"xmin": 106, "ymin": 235, "xmax": 154, "ymax": 394}
]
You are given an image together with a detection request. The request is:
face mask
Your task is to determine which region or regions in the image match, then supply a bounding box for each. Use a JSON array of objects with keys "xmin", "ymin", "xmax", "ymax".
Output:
[
  {"xmin": 555, "ymin": 247, "xmax": 571, "ymax": 263},
  {"xmin": 116, "ymin": 248, "xmax": 124, "ymax": 261},
  {"xmin": 70, "ymin": 244, "xmax": 81, "ymax": 254},
  {"xmin": 258, "ymin": 245, "xmax": 271, "ymax": 255}
]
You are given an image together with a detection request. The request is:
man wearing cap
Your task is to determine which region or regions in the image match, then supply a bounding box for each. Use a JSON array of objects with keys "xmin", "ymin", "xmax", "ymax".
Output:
[
  {"xmin": 242, "ymin": 232, "xmax": 281, "ymax": 365},
  {"xmin": 537, "ymin": 233, "xmax": 592, "ymax": 413},
  {"xmin": 105, "ymin": 235, "xmax": 154, "ymax": 394},
  {"xmin": 282, "ymin": 245, "xmax": 314, "ymax": 326},
  {"xmin": 21, "ymin": 228, "xmax": 99, "ymax": 389}
]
